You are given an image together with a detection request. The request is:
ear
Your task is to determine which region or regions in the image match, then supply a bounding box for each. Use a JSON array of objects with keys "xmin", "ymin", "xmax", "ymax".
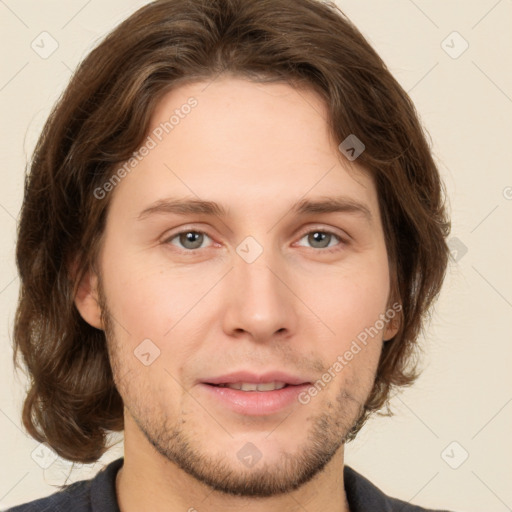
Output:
[
  {"xmin": 73, "ymin": 267, "xmax": 104, "ymax": 330},
  {"xmin": 383, "ymin": 317, "xmax": 400, "ymax": 341},
  {"xmin": 383, "ymin": 304, "xmax": 401, "ymax": 342}
]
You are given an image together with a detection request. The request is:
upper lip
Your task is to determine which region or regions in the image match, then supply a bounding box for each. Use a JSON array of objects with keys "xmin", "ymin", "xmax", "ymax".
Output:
[{"xmin": 202, "ymin": 371, "xmax": 311, "ymax": 386}]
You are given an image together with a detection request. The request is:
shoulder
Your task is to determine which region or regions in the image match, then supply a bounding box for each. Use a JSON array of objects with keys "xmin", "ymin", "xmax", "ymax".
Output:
[
  {"xmin": 344, "ymin": 465, "xmax": 456, "ymax": 512},
  {"xmin": 6, "ymin": 457, "xmax": 123, "ymax": 512},
  {"xmin": 6, "ymin": 479, "xmax": 92, "ymax": 512}
]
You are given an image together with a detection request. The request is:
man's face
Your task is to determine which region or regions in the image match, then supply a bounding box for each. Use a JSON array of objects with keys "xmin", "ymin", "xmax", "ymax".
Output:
[{"xmin": 92, "ymin": 77, "xmax": 397, "ymax": 497}]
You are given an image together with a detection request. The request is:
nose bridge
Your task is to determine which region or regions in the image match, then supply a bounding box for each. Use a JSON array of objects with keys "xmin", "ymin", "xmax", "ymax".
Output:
[{"xmin": 223, "ymin": 237, "xmax": 296, "ymax": 339}]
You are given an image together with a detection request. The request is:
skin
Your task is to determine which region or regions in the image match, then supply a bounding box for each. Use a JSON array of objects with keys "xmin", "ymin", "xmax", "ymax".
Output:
[{"xmin": 75, "ymin": 76, "xmax": 399, "ymax": 512}]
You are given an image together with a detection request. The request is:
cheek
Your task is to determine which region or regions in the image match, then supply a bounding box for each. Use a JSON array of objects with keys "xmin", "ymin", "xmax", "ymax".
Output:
[
  {"xmin": 101, "ymin": 251, "xmax": 179, "ymax": 340},
  {"xmin": 302, "ymin": 262, "xmax": 390, "ymax": 374},
  {"xmin": 310, "ymin": 265, "xmax": 390, "ymax": 331},
  {"xmin": 102, "ymin": 231, "xmax": 391, "ymax": 351}
]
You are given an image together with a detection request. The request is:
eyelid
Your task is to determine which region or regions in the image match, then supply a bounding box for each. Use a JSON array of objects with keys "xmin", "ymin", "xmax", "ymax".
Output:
[
  {"xmin": 162, "ymin": 225, "xmax": 216, "ymax": 251},
  {"xmin": 293, "ymin": 225, "xmax": 349, "ymax": 253},
  {"xmin": 295, "ymin": 224, "xmax": 350, "ymax": 244}
]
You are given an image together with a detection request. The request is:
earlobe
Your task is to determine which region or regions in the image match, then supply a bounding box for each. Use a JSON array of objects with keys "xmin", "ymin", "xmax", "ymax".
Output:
[
  {"xmin": 383, "ymin": 311, "xmax": 401, "ymax": 342},
  {"xmin": 73, "ymin": 268, "xmax": 104, "ymax": 330},
  {"xmin": 383, "ymin": 322, "xmax": 399, "ymax": 342}
]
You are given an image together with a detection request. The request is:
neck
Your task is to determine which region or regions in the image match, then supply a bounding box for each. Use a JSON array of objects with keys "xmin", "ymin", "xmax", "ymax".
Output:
[{"xmin": 116, "ymin": 413, "xmax": 350, "ymax": 512}]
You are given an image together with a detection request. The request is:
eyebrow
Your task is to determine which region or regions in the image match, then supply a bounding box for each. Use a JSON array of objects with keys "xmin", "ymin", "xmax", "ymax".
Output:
[{"xmin": 137, "ymin": 195, "xmax": 373, "ymax": 224}]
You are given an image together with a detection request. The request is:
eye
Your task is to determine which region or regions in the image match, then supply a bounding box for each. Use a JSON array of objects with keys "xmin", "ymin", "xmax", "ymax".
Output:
[
  {"xmin": 295, "ymin": 229, "xmax": 345, "ymax": 252},
  {"xmin": 165, "ymin": 230, "xmax": 213, "ymax": 251},
  {"xmin": 163, "ymin": 227, "xmax": 346, "ymax": 253}
]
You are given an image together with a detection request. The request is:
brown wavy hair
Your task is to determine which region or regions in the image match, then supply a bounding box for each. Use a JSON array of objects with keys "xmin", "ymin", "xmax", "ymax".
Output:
[{"xmin": 13, "ymin": 0, "xmax": 450, "ymax": 463}]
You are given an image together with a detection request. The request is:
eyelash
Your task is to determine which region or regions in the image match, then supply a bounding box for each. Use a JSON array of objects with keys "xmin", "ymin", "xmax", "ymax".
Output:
[{"xmin": 163, "ymin": 227, "xmax": 347, "ymax": 254}]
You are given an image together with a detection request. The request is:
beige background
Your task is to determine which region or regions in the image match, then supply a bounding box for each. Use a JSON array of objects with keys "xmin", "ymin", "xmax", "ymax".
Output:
[{"xmin": 1, "ymin": 0, "xmax": 511, "ymax": 510}]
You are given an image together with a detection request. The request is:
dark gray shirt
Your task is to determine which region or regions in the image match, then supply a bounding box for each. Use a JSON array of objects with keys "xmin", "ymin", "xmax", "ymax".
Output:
[{"xmin": 7, "ymin": 457, "xmax": 454, "ymax": 511}]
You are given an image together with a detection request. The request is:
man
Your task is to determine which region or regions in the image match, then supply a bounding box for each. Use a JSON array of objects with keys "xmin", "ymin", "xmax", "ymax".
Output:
[{"xmin": 10, "ymin": 0, "xmax": 452, "ymax": 510}]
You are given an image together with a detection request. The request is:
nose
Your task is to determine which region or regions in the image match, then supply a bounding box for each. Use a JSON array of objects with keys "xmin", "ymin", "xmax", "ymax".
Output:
[{"xmin": 221, "ymin": 245, "xmax": 298, "ymax": 343}]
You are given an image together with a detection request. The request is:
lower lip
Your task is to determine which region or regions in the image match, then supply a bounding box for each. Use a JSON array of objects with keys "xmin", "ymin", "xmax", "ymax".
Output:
[{"xmin": 199, "ymin": 383, "xmax": 311, "ymax": 416}]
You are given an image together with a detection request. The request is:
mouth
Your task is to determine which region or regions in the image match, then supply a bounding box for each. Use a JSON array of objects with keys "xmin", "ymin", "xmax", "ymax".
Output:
[
  {"xmin": 199, "ymin": 371, "xmax": 312, "ymax": 415},
  {"xmin": 204, "ymin": 381, "xmax": 294, "ymax": 392}
]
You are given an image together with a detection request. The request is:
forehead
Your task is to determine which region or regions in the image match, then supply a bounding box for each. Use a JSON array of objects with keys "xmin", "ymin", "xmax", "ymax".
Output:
[{"xmin": 107, "ymin": 77, "xmax": 378, "ymax": 223}]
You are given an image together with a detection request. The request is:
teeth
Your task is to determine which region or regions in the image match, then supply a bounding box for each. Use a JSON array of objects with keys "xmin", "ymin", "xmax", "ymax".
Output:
[{"xmin": 217, "ymin": 381, "xmax": 287, "ymax": 391}]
